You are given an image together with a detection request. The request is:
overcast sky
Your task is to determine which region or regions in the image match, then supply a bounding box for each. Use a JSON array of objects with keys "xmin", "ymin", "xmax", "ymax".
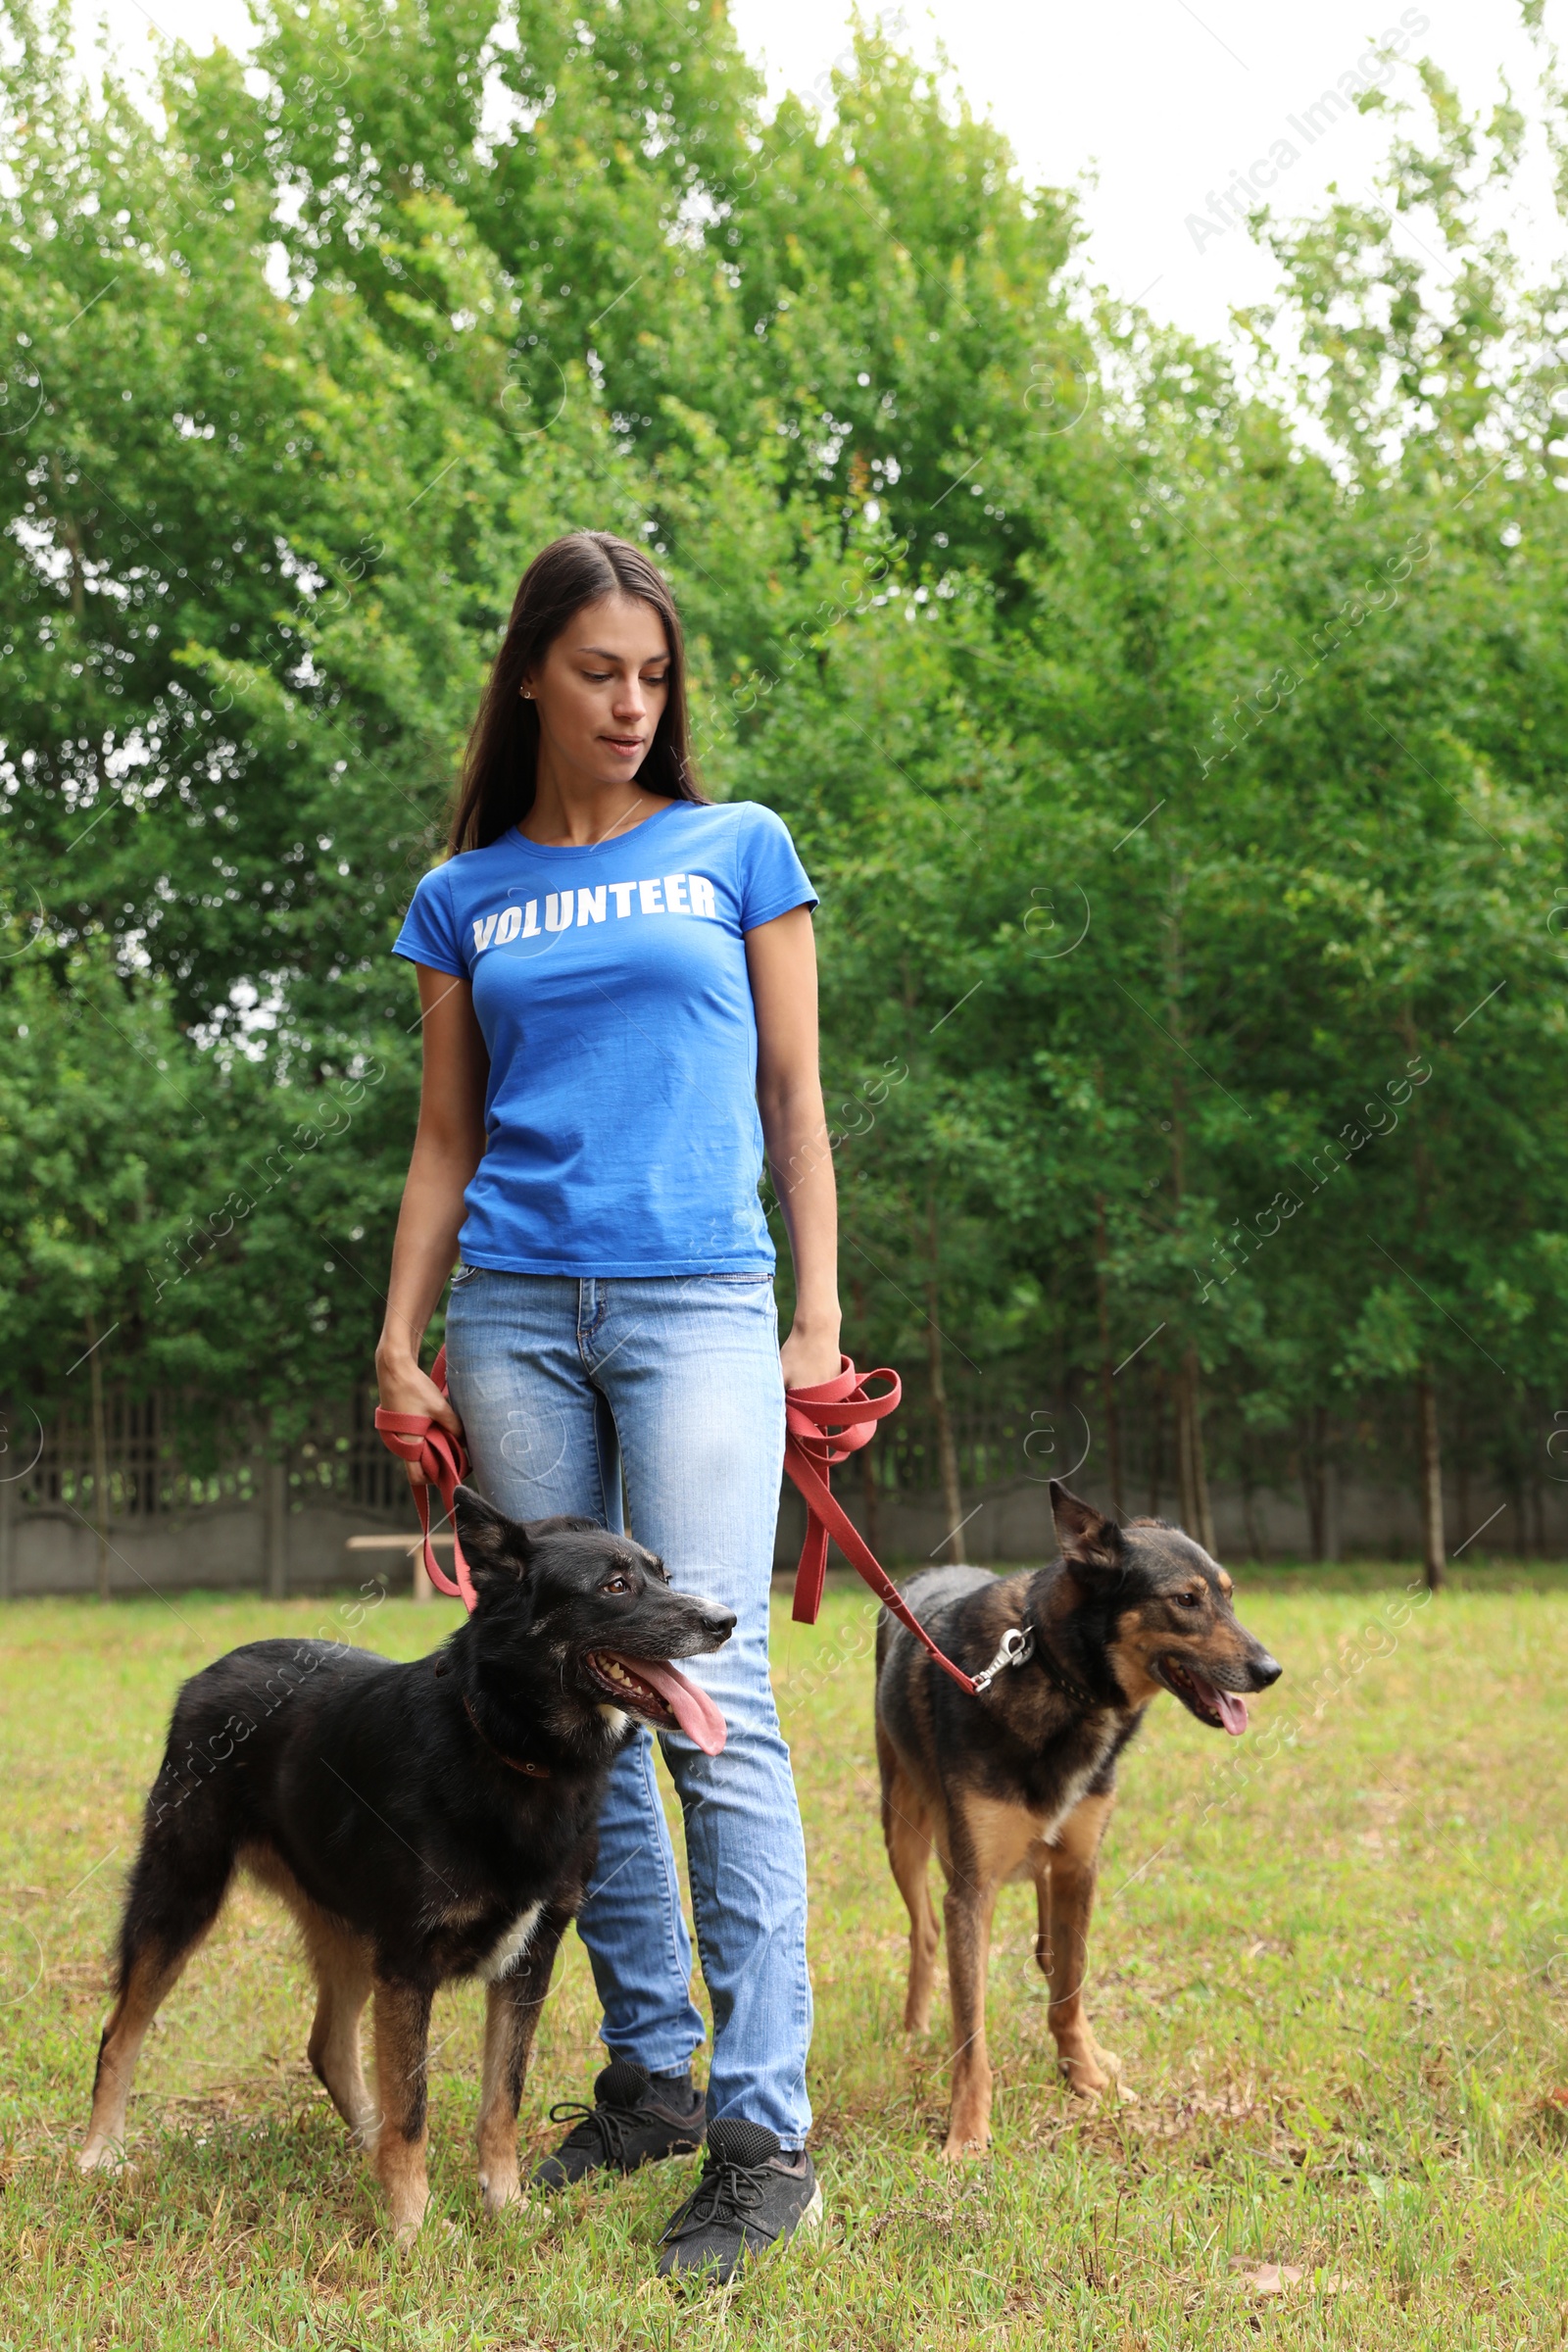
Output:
[{"xmin": 87, "ymin": 0, "xmax": 1566, "ymax": 350}]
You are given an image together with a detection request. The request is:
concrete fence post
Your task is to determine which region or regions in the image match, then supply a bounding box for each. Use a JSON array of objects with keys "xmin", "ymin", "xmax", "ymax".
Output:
[
  {"xmin": 0, "ymin": 1456, "xmax": 13, "ymax": 1601},
  {"xmin": 265, "ymin": 1454, "xmax": 289, "ymax": 1600}
]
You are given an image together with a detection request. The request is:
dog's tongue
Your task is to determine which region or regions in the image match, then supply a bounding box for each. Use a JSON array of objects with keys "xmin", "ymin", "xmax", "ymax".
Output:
[
  {"xmin": 614, "ymin": 1657, "xmax": 726, "ymax": 1755},
  {"xmin": 1195, "ymin": 1675, "xmax": 1249, "ymax": 1737}
]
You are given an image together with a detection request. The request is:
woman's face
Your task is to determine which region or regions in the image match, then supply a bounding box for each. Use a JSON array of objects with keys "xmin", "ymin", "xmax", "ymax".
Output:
[{"xmin": 523, "ymin": 593, "xmax": 671, "ymax": 791}]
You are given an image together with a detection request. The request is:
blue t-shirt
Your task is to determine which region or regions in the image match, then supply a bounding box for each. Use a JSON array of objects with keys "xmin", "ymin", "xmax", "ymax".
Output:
[{"xmin": 392, "ymin": 799, "xmax": 817, "ymax": 1275}]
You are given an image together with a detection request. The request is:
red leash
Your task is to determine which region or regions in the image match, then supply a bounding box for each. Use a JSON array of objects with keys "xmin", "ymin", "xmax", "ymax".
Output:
[
  {"xmin": 784, "ymin": 1357, "xmax": 978, "ymax": 1695},
  {"xmin": 374, "ymin": 1347, "xmax": 973, "ymax": 1690},
  {"xmin": 373, "ymin": 1346, "xmax": 478, "ymax": 1612}
]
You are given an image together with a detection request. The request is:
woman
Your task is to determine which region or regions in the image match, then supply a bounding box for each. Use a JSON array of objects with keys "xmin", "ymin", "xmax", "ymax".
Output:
[{"xmin": 376, "ymin": 531, "xmax": 839, "ymax": 2284}]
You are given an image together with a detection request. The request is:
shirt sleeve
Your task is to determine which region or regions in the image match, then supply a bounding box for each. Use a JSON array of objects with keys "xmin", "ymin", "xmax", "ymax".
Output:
[
  {"xmin": 734, "ymin": 804, "xmax": 819, "ymax": 932},
  {"xmin": 393, "ymin": 863, "xmax": 466, "ymax": 976}
]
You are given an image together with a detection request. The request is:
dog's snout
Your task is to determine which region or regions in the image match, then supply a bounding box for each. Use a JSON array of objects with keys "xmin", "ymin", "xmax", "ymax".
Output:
[
  {"xmin": 1248, "ymin": 1648, "xmax": 1283, "ymax": 1690},
  {"xmin": 700, "ymin": 1603, "xmax": 737, "ymax": 1645}
]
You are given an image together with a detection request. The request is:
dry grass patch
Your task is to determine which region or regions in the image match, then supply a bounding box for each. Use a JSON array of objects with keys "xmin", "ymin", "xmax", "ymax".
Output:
[{"xmin": 2, "ymin": 1566, "xmax": 1565, "ymax": 2347}]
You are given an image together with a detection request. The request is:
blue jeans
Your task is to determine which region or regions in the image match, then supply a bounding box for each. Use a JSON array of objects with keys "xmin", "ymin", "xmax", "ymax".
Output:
[{"xmin": 444, "ymin": 1269, "xmax": 812, "ymax": 2147}]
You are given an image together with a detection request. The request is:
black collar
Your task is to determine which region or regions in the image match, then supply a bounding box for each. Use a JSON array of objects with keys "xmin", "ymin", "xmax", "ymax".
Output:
[
  {"xmin": 1022, "ymin": 1612, "xmax": 1103, "ymax": 1713},
  {"xmin": 460, "ymin": 1690, "xmax": 552, "ymax": 1780}
]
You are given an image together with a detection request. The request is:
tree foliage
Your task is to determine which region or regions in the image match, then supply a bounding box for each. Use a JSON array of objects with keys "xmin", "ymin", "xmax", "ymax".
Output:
[{"xmin": 3, "ymin": 0, "xmax": 1566, "ymax": 1546}]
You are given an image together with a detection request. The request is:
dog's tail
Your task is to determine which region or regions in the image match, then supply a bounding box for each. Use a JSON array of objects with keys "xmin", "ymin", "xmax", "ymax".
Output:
[
  {"xmin": 108, "ymin": 1657, "xmax": 267, "ymax": 2006},
  {"xmin": 81, "ymin": 1658, "xmax": 271, "ymax": 2171}
]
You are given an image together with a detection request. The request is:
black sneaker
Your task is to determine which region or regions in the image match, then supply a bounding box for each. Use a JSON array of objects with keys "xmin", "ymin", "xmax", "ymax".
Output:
[
  {"xmin": 531, "ymin": 2059, "xmax": 705, "ymax": 2191},
  {"xmin": 655, "ymin": 2119, "xmax": 821, "ymax": 2286}
]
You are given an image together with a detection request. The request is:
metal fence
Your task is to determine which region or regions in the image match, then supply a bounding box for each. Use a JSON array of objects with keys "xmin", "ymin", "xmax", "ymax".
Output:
[
  {"xmin": 871, "ymin": 1400, "xmax": 1052, "ymax": 1495},
  {"xmin": 7, "ymin": 1387, "xmax": 1054, "ymax": 1518},
  {"xmin": 7, "ymin": 1389, "xmax": 409, "ymax": 1523},
  {"xmin": 10, "ymin": 1382, "xmax": 1531, "ymax": 1588}
]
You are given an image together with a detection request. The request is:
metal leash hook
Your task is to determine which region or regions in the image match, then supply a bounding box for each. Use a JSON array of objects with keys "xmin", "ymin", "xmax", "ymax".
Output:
[{"xmin": 969, "ymin": 1624, "xmax": 1036, "ymax": 1695}]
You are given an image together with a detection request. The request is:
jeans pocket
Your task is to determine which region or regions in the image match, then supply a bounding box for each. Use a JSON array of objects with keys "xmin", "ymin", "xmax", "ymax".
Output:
[{"xmin": 449, "ymin": 1263, "xmax": 482, "ymax": 1290}]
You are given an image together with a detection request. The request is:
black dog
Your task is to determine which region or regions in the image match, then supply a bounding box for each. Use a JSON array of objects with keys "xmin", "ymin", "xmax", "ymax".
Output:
[
  {"xmin": 875, "ymin": 1481, "xmax": 1281, "ymax": 2156},
  {"xmin": 79, "ymin": 1492, "xmax": 734, "ymax": 2237}
]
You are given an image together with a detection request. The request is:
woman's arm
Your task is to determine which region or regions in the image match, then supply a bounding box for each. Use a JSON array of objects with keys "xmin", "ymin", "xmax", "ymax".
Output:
[
  {"xmin": 375, "ymin": 965, "xmax": 489, "ymax": 1465},
  {"xmin": 746, "ymin": 906, "xmax": 842, "ymax": 1391}
]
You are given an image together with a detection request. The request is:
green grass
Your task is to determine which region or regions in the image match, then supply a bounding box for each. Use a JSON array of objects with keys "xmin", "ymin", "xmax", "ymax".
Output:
[{"xmin": 2, "ymin": 1568, "xmax": 1566, "ymax": 2348}]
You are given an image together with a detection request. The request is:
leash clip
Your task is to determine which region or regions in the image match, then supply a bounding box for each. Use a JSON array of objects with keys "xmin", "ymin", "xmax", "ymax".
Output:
[{"xmin": 970, "ymin": 1625, "xmax": 1035, "ymax": 1695}]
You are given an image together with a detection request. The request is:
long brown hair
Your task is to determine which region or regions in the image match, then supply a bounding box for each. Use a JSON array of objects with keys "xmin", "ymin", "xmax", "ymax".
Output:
[{"xmin": 449, "ymin": 532, "xmax": 705, "ymax": 853}]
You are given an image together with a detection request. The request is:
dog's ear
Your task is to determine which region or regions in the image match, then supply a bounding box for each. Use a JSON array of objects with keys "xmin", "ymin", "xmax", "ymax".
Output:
[
  {"xmin": 451, "ymin": 1486, "xmax": 534, "ymax": 1585},
  {"xmin": 1049, "ymin": 1481, "xmax": 1123, "ymax": 1570}
]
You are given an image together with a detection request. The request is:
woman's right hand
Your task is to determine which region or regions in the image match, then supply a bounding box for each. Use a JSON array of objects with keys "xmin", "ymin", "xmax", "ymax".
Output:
[
  {"xmin": 374, "ymin": 1349, "xmax": 464, "ymax": 1491},
  {"xmin": 375, "ymin": 967, "xmax": 487, "ymax": 1490}
]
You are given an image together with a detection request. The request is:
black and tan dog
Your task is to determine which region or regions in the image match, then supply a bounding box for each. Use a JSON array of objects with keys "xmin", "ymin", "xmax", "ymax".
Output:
[
  {"xmin": 875, "ymin": 1480, "xmax": 1280, "ymax": 2156},
  {"xmin": 79, "ymin": 1493, "xmax": 733, "ymax": 2237}
]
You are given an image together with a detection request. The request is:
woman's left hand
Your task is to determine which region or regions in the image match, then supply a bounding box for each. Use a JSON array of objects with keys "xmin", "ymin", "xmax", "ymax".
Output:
[{"xmin": 780, "ymin": 1325, "xmax": 845, "ymax": 1392}]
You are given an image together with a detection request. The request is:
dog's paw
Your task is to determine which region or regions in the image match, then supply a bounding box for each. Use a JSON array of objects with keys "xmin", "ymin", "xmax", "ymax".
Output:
[
  {"xmin": 940, "ymin": 2126, "xmax": 991, "ymax": 2161},
  {"xmin": 388, "ymin": 2198, "xmax": 430, "ymax": 2248},
  {"xmin": 478, "ymin": 2167, "xmax": 520, "ymax": 2216},
  {"xmin": 383, "ymin": 2181, "xmax": 430, "ymax": 2244},
  {"xmin": 76, "ymin": 2139, "xmax": 130, "ymax": 2176},
  {"xmin": 1058, "ymin": 2042, "xmax": 1119, "ymax": 2098}
]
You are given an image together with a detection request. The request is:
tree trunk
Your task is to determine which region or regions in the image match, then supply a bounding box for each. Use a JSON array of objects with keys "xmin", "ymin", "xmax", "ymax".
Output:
[
  {"xmin": 1094, "ymin": 1193, "xmax": 1124, "ymax": 1520},
  {"xmin": 1301, "ymin": 1411, "xmax": 1322, "ymax": 1563},
  {"xmin": 1175, "ymin": 1358, "xmax": 1198, "ymax": 1537},
  {"xmin": 264, "ymin": 1443, "xmax": 289, "ymax": 1602},
  {"xmin": 1241, "ymin": 1469, "xmax": 1265, "ymax": 1562},
  {"xmin": 1301, "ymin": 1404, "xmax": 1334, "ymax": 1562},
  {"xmin": 1146, "ymin": 1369, "xmax": 1165, "ymax": 1518},
  {"xmin": 0, "ymin": 1447, "xmax": 14, "ymax": 1602},
  {"xmin": 850, "ymin": 1272, "xmax": 881, "ymax": 1560},
  {"xmin": 860, "ymin": 1443, "xmax": 881, "ymax": 1563},
  {"xmin": 1175, "ymin": 1347, "xmax": 1216, "ymax": 1556},
  {"xmin": 1161, "ymin": 963, "xmax": 1209, "ymax": 1550},
  {"xmin": 925, "ymin": 1194, "xmax": 965, "ymax": 1564},
  {"xmin": 1239, "ymin": 1431, "xmax": 1266, "ymax": 1560},
  {"xmin": 86, "ymin": 1311, "xmax": 111, "ymax": 1600},
  {"xmin": 1416, "ymin": 1376, "xmax": 1445, "ymax": 1591}
]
